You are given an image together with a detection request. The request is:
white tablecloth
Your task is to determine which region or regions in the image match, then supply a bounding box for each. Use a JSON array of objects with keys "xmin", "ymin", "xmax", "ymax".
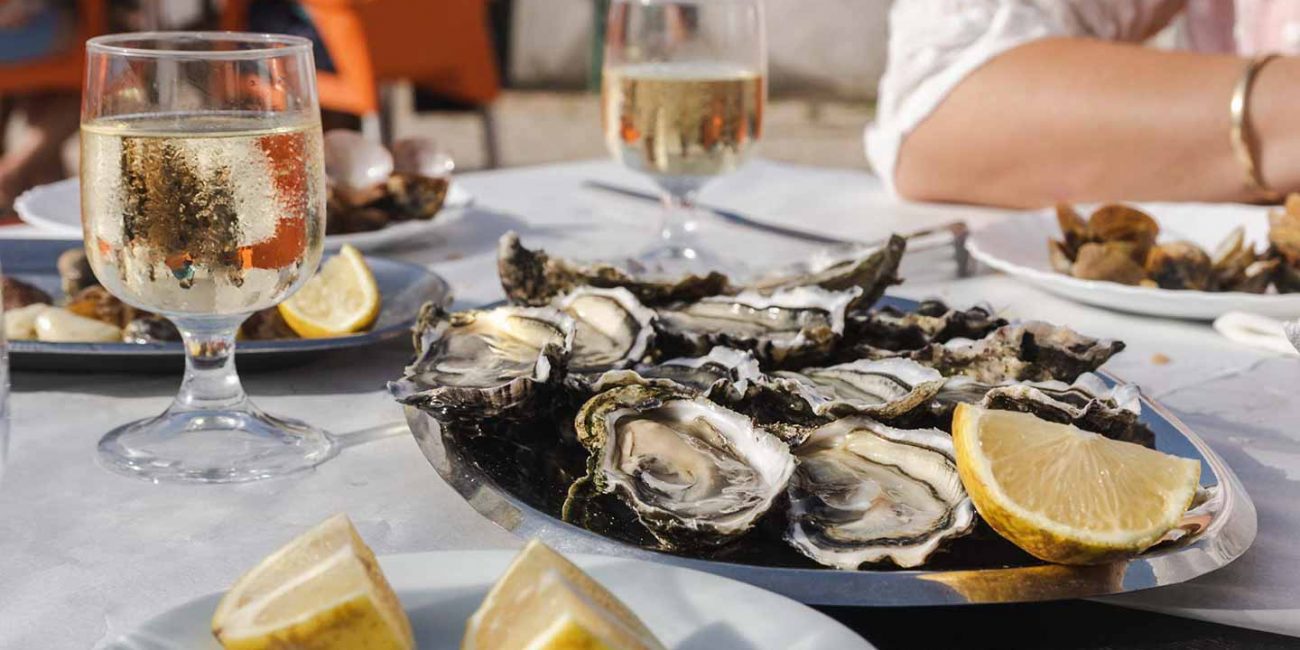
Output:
[{"xmin": 2, "ymin": 160, "xmax": 1298, "ymax": 648}]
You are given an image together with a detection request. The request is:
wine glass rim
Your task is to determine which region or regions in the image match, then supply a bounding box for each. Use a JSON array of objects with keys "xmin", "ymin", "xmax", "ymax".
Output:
[{"xmin": 86, "ymin": 31, "xmax": 313, "ymax": 59}]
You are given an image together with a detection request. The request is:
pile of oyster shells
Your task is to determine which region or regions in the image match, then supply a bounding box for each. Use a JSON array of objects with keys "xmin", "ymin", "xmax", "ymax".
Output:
[
  {"xmin": 323, "ymin": 130, "xmax": 452, "ymax": 234},
  {"xmin": 390, "ymin": 233, "xmax": 1152, "ymax": 570},
  {"xmin": 1049, "ymin": 201, "xmax": 1300, "ymax": 292}
]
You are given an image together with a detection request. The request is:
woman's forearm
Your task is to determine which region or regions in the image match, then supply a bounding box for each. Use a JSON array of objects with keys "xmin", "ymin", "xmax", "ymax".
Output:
[{"xmin": 894, "ymin": 38, "xmax": 1300, "ymax": 208}]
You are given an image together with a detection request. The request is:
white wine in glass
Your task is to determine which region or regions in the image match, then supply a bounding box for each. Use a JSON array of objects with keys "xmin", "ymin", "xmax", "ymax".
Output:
[
  {"xmin": 603, "ymin": 62, "xmax": 764, "ymax": 178},
  {"xmin": 602, "ymin": 0, "xmax": 767, "ymax": 275},
  {"xmin": 82, "ymin": 32, "xmax": 334, "ymax": 483},
  {"xmin": 82, "ymin": 113, "xmax": 324, "ymax": 316}
]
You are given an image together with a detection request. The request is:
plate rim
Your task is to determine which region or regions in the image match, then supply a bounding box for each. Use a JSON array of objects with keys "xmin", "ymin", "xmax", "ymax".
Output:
[
  {"xmin": 103, "ymin": 549, "xmax": 873, "ymax": 650},
  {"xmin": 403, "ymin": 296, "xmax": 1258, "ymax": 607}
]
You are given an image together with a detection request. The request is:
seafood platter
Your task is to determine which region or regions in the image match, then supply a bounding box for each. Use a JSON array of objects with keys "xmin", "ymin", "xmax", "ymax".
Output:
[{"xmin": 390, "ymin": 233, "xmax": 1256, "ymax": 606}]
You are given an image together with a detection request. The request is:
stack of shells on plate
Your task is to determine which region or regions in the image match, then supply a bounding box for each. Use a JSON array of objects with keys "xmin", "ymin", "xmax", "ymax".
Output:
[
  {"xmin": 1049, "ymin": 200, "xmax": 1300, "ymax": 292},
  {"xmin": 323, "ymin": 130, "xmax": 452, "ymax": 235},
  {"xmin": 389, "ymin": 233, "xmax": 1155, "ymax": 570}
]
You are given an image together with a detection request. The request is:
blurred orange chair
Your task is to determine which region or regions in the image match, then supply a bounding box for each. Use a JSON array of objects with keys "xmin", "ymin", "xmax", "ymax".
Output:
[
  {"xmin": 221, "ymin": 0, "xmax": 502, "ymax": 164},
  {"xmin": 0, "ymin": 0, "xmax": 109, "ymax": 154}
]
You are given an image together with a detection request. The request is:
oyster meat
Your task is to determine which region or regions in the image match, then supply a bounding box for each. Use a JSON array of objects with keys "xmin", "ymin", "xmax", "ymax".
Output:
[
  {"xmin": 906, "ymin": 322, "xmax": 1124, "ymax": 384},
  {"xmin": 571, "ymin": 383, "xmax": 795, "ymax": 549},
  {"xmin": 654, "ymin": 286, "xmax": 859, "ymax": 368},
  {"xmin": 555, "ymin": 287, "xmax": 656, "ymax": 374},
  {"xmin": 787, "ymin": 417, "xmax": 976, "ymax": 569},
  {"xmin": 588, "ymin": 347, "xmax": 765, "ymax": 400},
  {"xmin": 498, "ymin": 232, "xmax": 732, "ymax": 307},
  {"xmin": 390, "ymin": 304, "xmax": 575, "ymax": 420}
]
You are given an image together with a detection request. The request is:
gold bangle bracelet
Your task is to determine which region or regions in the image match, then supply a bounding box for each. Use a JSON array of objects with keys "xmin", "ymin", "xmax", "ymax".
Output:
[{"xmin": 1230, "ymin": 53, "xmax": 1282, "ymax": 203}]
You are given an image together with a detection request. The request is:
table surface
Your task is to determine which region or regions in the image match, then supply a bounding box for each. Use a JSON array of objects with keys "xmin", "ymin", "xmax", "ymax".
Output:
[{"xmin": 3, "ymin": 159, "xmax": 1300, "ymax": 649}]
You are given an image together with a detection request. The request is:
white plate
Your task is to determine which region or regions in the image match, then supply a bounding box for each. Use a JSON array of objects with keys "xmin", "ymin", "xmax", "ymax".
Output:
[
  {"xmin": 967, "ymin": 202, "xmax": 1300, "ymax": 320},
  {"xmin": 97, "ymin": 550, "xmax": 871, "ymax": 650},
  {"xmin": 14, "ymin": 177, "xmax": 473, "ymax": 253}
]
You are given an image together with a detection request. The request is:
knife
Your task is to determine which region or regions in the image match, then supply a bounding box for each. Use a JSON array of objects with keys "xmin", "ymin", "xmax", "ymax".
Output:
[{"xmin": 582, "ymin": 180, "xmax": 972, "ymax": 276}]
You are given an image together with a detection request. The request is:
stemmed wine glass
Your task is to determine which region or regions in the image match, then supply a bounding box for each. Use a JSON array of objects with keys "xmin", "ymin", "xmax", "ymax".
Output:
[
  {"xmin": 602, "ymin": 0, "xmax": 767, "ymax": 275},
  {"xmin": 82, "ymin": 33, "xmax": 335, "ymax": 483}
]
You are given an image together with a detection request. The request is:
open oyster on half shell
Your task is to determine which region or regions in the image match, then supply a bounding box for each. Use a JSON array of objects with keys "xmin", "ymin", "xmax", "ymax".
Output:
[
  {"xmin": 569, "ymin": 383, "xmax": 795, "ymax": 549},
  {"xmin": 904, "ymin": 321, "xmax": 1124, "ymax": 384},
  {"xmin": 555, "ymin": 286, "xmax": 657, "ymax": 374},
  {"xmin": 390, "ymin": 304, "xmax": 575, "ymax": 421},
  {"xmin": 497, "ymin": 231, "xmax": 906, "ymax": 310},
  {"xmin": 787, "ymin": 417, "xmax": 976, "ymax": 569},
  {"xmin": 756, "ymin": 358, "xmax": 946, "ymax": 423},
  {"xmin": 654, "ymin": 286, "xmax": 860, "ymax": 368}
]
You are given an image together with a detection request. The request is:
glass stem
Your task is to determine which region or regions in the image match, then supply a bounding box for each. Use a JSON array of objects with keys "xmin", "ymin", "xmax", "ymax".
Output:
[
  {"xmin": 655, "ymin": 176, "xmax": 705, "ymax": 246},
  {"xmin": 170, "ymin": 316, "xmax": 249, "ymax": 413}
]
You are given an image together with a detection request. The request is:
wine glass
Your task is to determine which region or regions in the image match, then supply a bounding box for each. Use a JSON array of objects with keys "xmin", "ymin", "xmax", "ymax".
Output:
[
  {"xmin": 602, "ymin": 0, "xmax": 767, "ymax": 276},
  {"xmin": 82, "ymin": 33, "xmax": 335, "ymax": 483}
]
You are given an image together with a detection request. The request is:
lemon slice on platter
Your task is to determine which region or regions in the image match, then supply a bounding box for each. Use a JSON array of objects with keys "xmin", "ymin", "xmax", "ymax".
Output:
[
  {"xmin": 279, "ymin": 244, "xmax": 380, "ymax": 338},
  {"xmin": 211, "ymin": 514, "xmax": 414, "ymax": 650},
  {"xmin": 463, "ymin": 539, "xmax": 665, "ymax": 650},
  {"xmin": 952, "ymin": 404, "xmax": 1200, "ymax": 565}
]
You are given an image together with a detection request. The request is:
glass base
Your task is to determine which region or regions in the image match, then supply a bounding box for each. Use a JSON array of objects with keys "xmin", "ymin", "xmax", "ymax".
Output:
[{"xmin": 97, "ymin": 403, "xmax": 337, "ymax": 484}]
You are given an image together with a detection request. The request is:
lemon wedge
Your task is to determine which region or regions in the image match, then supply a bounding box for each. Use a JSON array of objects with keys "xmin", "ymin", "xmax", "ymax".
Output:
[
  {"xmin": 463, "ymin": 540, "xmax": 665, "ymax": 650},
  {"xmin": 211, "ymin": 514, "xmax": 413, "ymax": 650},
  {"xmin": 951, "ymin": 404, "xmax": 1200, "ymax": 565},
  {"xmin": 279, "ymin": 244, "xmax": 379, "ymax": 338}
]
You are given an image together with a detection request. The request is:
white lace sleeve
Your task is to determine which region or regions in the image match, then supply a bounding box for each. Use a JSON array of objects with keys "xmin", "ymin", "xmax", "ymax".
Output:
[{"xmin": 865, "ymin": 0, "xmax": 1185, "ymax": 194}]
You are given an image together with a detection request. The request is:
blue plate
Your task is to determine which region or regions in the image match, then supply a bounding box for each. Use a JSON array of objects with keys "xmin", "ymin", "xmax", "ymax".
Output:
[{"xmin": 2, "ymin": 239, "xmax": 449, "ymax": 372}]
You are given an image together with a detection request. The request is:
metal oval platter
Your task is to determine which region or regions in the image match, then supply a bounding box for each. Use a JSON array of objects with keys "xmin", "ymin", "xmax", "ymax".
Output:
[
  {"xmin": 404, "ymin": 296, "xmax": 1257, "ymax": 607},
  {"xmin": 4, "ymin": 239, "xmax": 450, "ymax": 372}
]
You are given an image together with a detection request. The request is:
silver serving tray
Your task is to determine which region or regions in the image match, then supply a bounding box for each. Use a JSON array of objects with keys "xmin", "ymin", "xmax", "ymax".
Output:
[{"xmin": 404, "ymin": 298, "xmax": 1257, "ymax": 607}]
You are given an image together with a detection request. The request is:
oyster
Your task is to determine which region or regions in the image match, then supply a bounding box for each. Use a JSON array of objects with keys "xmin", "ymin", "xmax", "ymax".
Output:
[
  {"xmin": 390, "ymin": 304, "xmax": 575, "ymax": 420},
  {"xmin": 749, "ymin": 235, "xmax": 906, "ymax": 309},
  {"xmin": 844, "ymin": 300, "xmax": 1006, "ymax": 355},
  {"xmin": 323, "ymin": 129, "xmax": 393, "ymax": 203},
  {"xmin": 556, "ymin": 287, "xmax": 656, "ymax": 374},
  {"xmin": 738, "ymin": 358, "xmax": 945, "ymax": 433},
  {"xmin": 654, "ymin": 286, "xmax": 859, "ymax": 368},
  {"xmin": 570, "ymin": 383, "xmax": 795, "ymax": 549},
  {"xmin": 786, "ymin": 417, "xmax": 975, "ymax": 569},
  {"xmin": 605, "ymin": 347, "xmax": 764, "ymax": 399},
  {"xmin": 2, "ymin": 276, "xmax": 51, "ymax": 310},
  {"xmin": 498, "ymin": 232, "xmax": 732, "ymax": 307},
  {"xmin": 906, "ymin": 322, "xmax": 1124, "ymax": 384},
  {"xmin": 980, "ymin": 374, "xmax": 1154, "ymax": 448}
]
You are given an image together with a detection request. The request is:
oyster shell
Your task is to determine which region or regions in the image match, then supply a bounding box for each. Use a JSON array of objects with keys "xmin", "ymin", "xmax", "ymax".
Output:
[
  {"xmin": 786, "ymin": 417, "xmax": 976, "ymax": 569},
  {"xmin": 1145, "ymin": 241, "xmax": 1212, "ymax": 291},
  {"xmin": 1071, "ymin": 242, "xmax": 1147, "ymax": 286},
  {"xmin": 389, "ymin": 304, "xmax": 575, "ymax": 421},
  {"xmin": 844, "ymin": 300, "xmax": 1006, "ymax": 355},
  {"xmin": 556, "ymin": 287, "xmax": 657, "ymax": 374},
  {"xmin": 571, "ymin": 383, "xmax": 795, "ymax": 549},
  {"xmin": 323, "ymin": 129, "xmax": 393, "ymax": 199},
  {"xmin": 749, "ymin": 235, "xmax": 906, "ymax": 309},
  {"xmin": 906, "ymin": 322, "xmax": 1124, "ymax": 384},
  {"xmin": 654, "ymin": 286, "xmax": 859, "ymax": 368},
  {"xmin": 980, "ymin": 374, "xmax": 1154, "ymax": 448},
  {"xmin": 498, "ymin": 232, "xmax": 732, "ymax": 307}
]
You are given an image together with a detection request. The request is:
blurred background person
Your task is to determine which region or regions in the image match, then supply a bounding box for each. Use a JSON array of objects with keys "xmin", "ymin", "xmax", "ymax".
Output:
[{"xmin": 870, "ymin": 0, "xmax": 1300, "ymax": 208}]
